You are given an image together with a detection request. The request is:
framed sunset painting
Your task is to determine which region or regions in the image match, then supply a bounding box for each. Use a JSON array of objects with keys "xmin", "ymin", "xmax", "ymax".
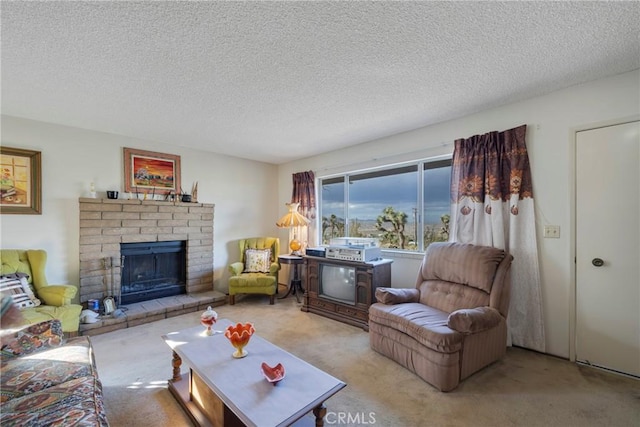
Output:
[{"xmin": 123, "ymin": 148, "xmax": 181, "ymax": 196}]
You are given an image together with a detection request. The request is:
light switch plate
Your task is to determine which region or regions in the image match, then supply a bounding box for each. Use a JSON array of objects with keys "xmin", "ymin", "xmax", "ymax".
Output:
[{"xmin": 543, "ymin": 225, "xmax": 560, "ymax": 238}]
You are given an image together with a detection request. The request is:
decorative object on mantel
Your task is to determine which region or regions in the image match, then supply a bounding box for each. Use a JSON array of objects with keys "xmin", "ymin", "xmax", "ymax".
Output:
[
  {"xmin": 178, "ymin": 187, "xmax": 191, "ymax": 203},
  {"xmin": 128, "ymin": 184, "xmax": 170, "ymax": 201},
  {"xmin": 165, "ymin": 190, "xmax": 177, "ymax": 202},
  {"xmin": 276, "ymin": 202, "xmax": 310, "ymax": 255},
  {"xmin": 260, "ymin": 362, "xmax": 286, "ymax": 386},
  {"xmin": 89, "ymin": 182, "xmax": 97, "ymax": 198},
  {"xmin": 200, "ymin": 306, "xmax": 219, "ymax": 336},
  {"xmin": 224, "ymin": 322, "xmax": 255, "ymax": 358},
  {"xmin": 0, "ymin": 146, "xmax": 42, "ymax": 215},
  {"xmin": 123, "ymin": 147, "xmax": 181, "ymax": 197},
  {"xmin": 106, "ymin": 191, "xmax": 118, "ymax": 199},
  {"xmin": 191, "ymin": 181, "xmax": 198, "ymax": 203}
]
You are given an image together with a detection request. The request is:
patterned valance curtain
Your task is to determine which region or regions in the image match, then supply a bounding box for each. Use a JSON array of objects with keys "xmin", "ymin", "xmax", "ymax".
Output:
[
  {"xmin": 449, "ymin": 124, "xmax": 545, "ymax": 352},
  {"xmin": 291, "ymin": 171, "xmax": 317, "ymax": 249}
]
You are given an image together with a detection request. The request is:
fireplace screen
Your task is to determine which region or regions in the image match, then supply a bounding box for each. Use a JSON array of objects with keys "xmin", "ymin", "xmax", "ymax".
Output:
[{"xmin": 120, "ymin": 241, "xmax": 186, "ymax": 304}]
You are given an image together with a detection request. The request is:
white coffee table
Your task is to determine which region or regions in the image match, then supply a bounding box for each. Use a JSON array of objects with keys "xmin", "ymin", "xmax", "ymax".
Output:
[{"xmin": 162, "ymin": 319, "xmax": 346, "ymax": 427}]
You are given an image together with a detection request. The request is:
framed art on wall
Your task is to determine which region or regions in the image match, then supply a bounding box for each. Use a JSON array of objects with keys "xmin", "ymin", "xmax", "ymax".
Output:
[
  {"xmin": 0, "ymin": 147, "xmax": 42, "ymax": 215},
  {"xmin": 123, "ymin": 147, "xmax": 181, "ymax": 196}
]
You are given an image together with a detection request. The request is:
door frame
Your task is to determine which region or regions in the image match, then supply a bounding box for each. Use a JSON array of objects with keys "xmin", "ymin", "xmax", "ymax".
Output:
[{"xmin": 569, "ymin": 115, "xmax": 640, "ymax": 363}]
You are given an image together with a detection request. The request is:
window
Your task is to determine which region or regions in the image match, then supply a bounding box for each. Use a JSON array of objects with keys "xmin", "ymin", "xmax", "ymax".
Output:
[
  {"xmin": 319, "ymin": 158, "xmax": 451, "ymax": 252},
  {"xmin": 320, "ymin": 176, "xmax": 345, "ymax": 242},
  {"xmin": 422, "ymin": 159, "xmax": 452, "ymax": 249}
]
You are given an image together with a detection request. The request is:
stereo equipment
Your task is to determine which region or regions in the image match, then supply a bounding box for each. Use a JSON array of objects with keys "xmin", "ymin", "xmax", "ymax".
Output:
[
  {"xmin": 325, "ymin": 245, "xmax": 381, "ymax": 262},
  {"xmin": 305, "ymin": 247, "xmax": 326, "ymax": 257}
]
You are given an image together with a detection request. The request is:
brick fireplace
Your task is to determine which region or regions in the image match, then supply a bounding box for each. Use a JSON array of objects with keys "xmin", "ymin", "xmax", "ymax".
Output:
[{"xmin": 78, "ymin": 198, "xmax": 214, "ymax": 307}]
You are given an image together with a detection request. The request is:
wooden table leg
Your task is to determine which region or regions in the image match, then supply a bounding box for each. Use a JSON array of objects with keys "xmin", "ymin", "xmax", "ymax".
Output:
[
  {"xmin": 313, "ymin": 403, "xmax": 327, "ymax": 427},
  {"xmin": 171, "ymin": 350, "xmax": 182, "ymax": 382}
]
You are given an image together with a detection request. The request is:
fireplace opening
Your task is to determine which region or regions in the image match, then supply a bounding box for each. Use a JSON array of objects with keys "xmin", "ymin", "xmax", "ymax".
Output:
[{"xmin": 120, "ymin": 241, "xmax": 186, "ymax": 305}]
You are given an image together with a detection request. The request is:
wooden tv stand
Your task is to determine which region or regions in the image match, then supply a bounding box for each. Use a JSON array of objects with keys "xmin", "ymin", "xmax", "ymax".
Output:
[{"xmin": 302, "ymin": 256, "xmax": 392, "ymax": 331}]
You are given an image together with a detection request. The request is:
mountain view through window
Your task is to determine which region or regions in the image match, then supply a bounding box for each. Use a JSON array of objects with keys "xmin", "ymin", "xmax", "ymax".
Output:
[{"xmin": 320, "ymin": 158, "xmax": 451, "ymax": 251}]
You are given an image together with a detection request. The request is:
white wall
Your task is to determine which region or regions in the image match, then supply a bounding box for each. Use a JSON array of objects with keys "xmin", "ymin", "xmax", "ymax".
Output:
[
  {"xmin": 278, "ymin": 70, "xmax": 640, "ymax": 358},
  {"xmin": 0, "ymin": 116, "xmax": 280, "ymax": 294}
]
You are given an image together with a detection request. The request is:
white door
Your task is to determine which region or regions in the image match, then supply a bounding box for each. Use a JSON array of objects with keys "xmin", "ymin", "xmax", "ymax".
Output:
[{"xmin": 576, "ymin": 120, "xmax": 640, "ymax": 377}]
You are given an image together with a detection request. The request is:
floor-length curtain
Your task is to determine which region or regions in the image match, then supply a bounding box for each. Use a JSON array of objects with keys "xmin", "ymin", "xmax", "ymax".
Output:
[
  {"xmin": 291, "ymin": 171, "xmax": 317, "ymax": 250},
  {"xmin": 449, "ymin": 124, "xmax": 545, "ymax": 352}
]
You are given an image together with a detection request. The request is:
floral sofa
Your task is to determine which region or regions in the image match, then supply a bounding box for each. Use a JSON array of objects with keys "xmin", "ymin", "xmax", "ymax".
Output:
[{"xmin": 0, "ymin": 319, "xmax": 109, "ymax": 426}]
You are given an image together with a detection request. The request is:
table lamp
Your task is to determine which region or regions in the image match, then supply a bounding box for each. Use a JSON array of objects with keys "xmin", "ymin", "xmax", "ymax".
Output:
[{"xmin": 276, "ymin": 202, "xmax": 310, "ymax": 255}]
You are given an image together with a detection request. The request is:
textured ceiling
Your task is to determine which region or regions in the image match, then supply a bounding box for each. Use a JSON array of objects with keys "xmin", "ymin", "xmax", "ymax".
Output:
[{"xmin": 2, "ymin": 2, "xmax": 639, "ymax": 164}]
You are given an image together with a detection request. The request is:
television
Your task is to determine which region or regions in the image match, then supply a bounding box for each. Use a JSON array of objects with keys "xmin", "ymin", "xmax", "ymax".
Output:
[{"xmin": 319, "ymin": 264, "xmax": 356, "ymax": 305}]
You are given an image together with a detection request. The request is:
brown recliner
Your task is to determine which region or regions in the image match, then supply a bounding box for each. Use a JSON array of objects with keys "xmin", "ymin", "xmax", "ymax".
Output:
[{"xmin": 369, "ymin": 242, "xmax": 513, "ymax": 391}]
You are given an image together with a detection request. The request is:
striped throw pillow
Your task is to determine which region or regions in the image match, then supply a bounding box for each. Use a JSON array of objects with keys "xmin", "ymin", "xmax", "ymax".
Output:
[{"xmin": 0, "ymin": 273, "xmax": 41, "ymax": 309}]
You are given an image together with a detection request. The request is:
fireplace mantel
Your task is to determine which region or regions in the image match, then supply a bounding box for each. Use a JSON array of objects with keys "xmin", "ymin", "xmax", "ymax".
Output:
[{"xmin": 78, "ymin": 198, "xmax": 214, "ymax": 306}]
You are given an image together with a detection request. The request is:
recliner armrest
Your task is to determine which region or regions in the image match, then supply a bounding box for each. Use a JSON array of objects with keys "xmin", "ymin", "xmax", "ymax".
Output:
[
  {"xmin": 375, "ymin": 287, "xmax": 420, "ymax": 305},
  {"xmin": 229, "ymin": 262, "xmax": 244, "ymax": 276},
  {"xmin": 36, "ymin": 285, "xmax": 77, "ymax": 306},
  {"xmin": 447, "ymin": 307, "xmax": 503, "ymax": 333}
]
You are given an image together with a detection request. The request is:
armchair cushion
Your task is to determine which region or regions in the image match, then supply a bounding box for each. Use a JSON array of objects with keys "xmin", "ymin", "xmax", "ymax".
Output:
[
  {"xmin": 370, "ymin": 302, "xmax": 463, "ymax": 353},
  {"xmin": 447, "ymin": 306, "xmax": 503, "ymax": 334},
  {"xmin": 244, "ymin": 248, "xmax": 272, "ymax": 273},
  {"xmin": 375, "ymin": 287, "xmax": 420, "ymax": 305},
  {"xmin": 33, "ymin": 285, "xmax": 77, "ymax": 307},
  {"xmin": 420, "ymin": 243, "xmax": 505, "ymax": 293},
  {"xmin": 20, "ymin": 305, "xmax": 82, "ymax": 335}
]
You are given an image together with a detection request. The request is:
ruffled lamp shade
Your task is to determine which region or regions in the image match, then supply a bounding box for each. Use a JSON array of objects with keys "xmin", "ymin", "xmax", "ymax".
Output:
[{"xmin": 276, "ymin": 202, "xmax": 310, "ymax": 254}]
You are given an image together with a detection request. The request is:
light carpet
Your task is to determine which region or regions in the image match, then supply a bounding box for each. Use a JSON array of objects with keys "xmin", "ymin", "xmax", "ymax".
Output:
[{"xmin": 90, "ymin": 295, "xmax": 639, "ymax": 427}]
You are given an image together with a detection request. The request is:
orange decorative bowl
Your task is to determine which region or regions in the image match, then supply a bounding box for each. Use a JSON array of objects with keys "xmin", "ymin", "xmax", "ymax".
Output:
[
  {"xmin": 261, "ymin": 362, "xmax": 285, "ymax": 386},
  {"xmin": 224, "ymin": 322, "xmax": 255, "ymax": 358}
]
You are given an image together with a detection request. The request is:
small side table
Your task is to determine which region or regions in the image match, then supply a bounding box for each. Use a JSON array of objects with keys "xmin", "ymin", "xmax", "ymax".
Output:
[{"xmin": 278, "ymin": 255, "xmax": 304, "ymax": 303}]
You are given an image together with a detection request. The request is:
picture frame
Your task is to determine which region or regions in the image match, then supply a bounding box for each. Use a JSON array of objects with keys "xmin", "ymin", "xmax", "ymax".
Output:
[
  {"xmin": 0, "ymin": 147, "xmax": 42, "ymax": 215},
  {"xmin": 123, "ymin": 147, "xmax": 181, "ymax": 196}
]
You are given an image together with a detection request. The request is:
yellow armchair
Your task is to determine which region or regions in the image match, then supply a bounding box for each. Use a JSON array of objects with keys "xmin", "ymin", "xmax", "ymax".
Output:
[
  {"xmin": 0, "ymin": 249, "xmax": 82, "ymax": 333},
  {"xmin": 228, "ymin": 237, "xmax": 280, "ymax": 305}
]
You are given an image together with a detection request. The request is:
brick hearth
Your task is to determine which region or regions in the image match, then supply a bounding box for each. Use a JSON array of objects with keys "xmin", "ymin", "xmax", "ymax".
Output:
[{"xmin": 79, "ymin": 291, "xmax": 226, "ymax": 336}]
